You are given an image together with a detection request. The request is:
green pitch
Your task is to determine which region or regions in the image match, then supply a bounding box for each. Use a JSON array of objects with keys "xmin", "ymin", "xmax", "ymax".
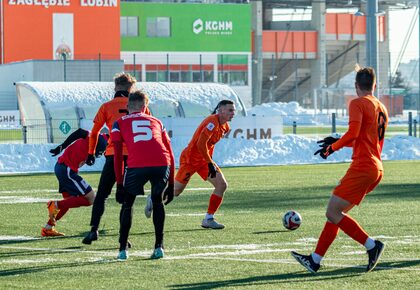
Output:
[{"xmin": 0, "ymin": 161, "xmax": 419, "ymax": 289}]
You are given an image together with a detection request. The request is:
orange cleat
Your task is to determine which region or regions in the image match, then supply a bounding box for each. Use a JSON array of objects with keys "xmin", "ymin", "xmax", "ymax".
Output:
[
  {"xmin": 41, "ymin": 227, "xmax": 65, "ymax": 237},
  {"xmin": 47, "ymin": 201, "xmax": 59, "ymax": 221}
]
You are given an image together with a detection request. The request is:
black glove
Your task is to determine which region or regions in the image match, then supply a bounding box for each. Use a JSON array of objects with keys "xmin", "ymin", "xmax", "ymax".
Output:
[
  {"xmin": 317, "ymin": 136, "xmax": 340, "ymax": 147},
  {"xmin": 163, "ymin": 184, "xmax": 174, "ymax": 205},
  {"xmin": 85, "ymin": 154, "xmax": 95, "ymax": 166},
  {"xmin": 314, "ymin": 144, "xmax": 335, "ymax": 160},
  {"xmin": 116, "ymin": 184, "xmax": 126, "ymax": 204},
  {"xmin": 207, "ymin": 162, "xmax": 218, "ymax": 179},
  {"xmin": 49, "ymin": 145, "xmax": 63, "ymax": 157}
]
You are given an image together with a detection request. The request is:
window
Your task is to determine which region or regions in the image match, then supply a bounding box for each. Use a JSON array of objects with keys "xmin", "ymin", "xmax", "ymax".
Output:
[
  {"xmin": 120, "ymin": 16, "xmax": 138, "ymax": 37},
  {"xmin": 218, "ymin": 54, "xmax": 248, "ymax": 86},
  {"xmin": 146, "ymin": 72, "xmax": 157, "ymax": 82},
  {"xmin": 147, "ymin": 17, "xmax": 171, "ymax": 37}
]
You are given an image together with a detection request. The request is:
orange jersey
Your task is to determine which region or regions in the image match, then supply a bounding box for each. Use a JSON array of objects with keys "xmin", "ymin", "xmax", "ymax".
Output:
[
  {"xmin": 88, "ymin": 94, "xmax": 151, "ymax": 156},
  {"xmin": 332, "ymin": 95, "xmax": 388, "ymax": 170},
  {"xmin": 182, "ymin": 114, "xmax": 230, "ymax": 164}
]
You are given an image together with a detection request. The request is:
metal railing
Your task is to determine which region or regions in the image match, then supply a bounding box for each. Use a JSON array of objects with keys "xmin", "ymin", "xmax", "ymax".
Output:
[{"xmin": 0, "ymin": 114, "xmax": 418, "ymax": 144}]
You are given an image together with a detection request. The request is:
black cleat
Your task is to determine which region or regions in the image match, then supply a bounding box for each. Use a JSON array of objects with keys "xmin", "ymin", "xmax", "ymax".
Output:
[
  {"xmin": 82, "ymin": 231, "xmax": 98, "ymax": 245},
  {"xmin": 367, "ymin": 240, "xmax": 385, "ymax": 272},
  {"xmin": 127, "ymin": 240, "xmax": 132, "ymax": 249},
  {"xmin": 291, "ymin": 251, "xmax": 320, "ymax": 273}
]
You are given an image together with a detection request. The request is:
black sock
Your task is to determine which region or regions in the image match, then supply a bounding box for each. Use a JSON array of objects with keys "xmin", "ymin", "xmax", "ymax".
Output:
[{"xmin": 153, "ymin": 203, "xmax": 165, "ymax": 249}]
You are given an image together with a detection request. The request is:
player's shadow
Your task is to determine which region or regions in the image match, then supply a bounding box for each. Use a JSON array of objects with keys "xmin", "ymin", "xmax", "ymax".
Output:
[
  {"xmin": 168, "ymin": 267, "xmax": 362, "ymax": 289},
  {"xmin": 0, "ymin": 259, "xmax": 117, "ymax": 277}
]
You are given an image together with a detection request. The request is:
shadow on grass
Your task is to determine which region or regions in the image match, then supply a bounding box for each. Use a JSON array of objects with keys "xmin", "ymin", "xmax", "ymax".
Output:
[
  {"xmin": 0, "ymin": 259, "xmax": 117, "ymax": 277},
  {"xmin": 168, "ymin": 267, "xmax": 362, "ymax": 289},
  {"xmin": 168, "ymin": 258, "xmax": 420, "ymax": 289}
]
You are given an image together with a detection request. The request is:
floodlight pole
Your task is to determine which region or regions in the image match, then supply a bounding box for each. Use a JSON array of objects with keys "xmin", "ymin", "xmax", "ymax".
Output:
[
  {"xmin": 366, "ymin": 0, "xmax": 379, "ymax": 97},
  {"xmin": 418, "ymin": 0, "xmax": 420, "ymax": 121}
]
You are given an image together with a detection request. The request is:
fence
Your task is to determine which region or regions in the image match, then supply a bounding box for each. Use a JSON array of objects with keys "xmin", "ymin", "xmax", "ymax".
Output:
[{"xmin": 0, "ymin": 114, "xmax": 418, "ymax": 144}]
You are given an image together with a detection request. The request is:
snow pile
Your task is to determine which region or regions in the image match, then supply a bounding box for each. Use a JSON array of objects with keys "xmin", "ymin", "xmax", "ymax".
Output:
[{"xmin": 1, "ymin": 135, "xmax": 419, "ymax": 174}]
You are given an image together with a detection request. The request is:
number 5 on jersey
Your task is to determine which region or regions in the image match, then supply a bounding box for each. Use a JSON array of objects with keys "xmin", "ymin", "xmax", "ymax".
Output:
[{"xmin": 132, "ymin": 120, "xmax": 152, "ymax": 142}]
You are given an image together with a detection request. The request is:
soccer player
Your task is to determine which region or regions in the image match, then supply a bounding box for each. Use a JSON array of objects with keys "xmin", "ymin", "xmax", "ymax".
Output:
[
  {"xmin": 82, "ymin": 72, "xmax": 151, "ymax": 245},
  {"xmin": 42, "ymin": 128, "xmax": 107, "ymax": 236},
  {"xmin": 291, "ymin": 66, "xmax": 388, "ymax": 273},
  {"xmin": 145, "ymin": 100, "xmax": 236, "ymax": 229},
  {"xmin": 112, "ymin": 90, "xmax": 175, "ymax": 261}
]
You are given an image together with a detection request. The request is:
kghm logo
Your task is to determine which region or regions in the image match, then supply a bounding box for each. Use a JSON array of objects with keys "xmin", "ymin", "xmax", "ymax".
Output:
[
  {"xmin": 193, "ymin": 19, "xmax": 203, "ymax": 34},
  {"xmin": 193, "ymin": 18, "xmax": 233, "ymax": 35}
]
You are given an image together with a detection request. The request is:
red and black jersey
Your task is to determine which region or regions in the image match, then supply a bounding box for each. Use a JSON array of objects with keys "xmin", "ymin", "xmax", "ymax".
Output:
[
  {"xmin": 58, "ymin": 137, "xmax": 89, "ymax": 172},
  {"xmin": 112, "ymin": 113, "xmax": 172, "ymax": 168},
  {"xmin": 111, "ymin": 112, "xmax": 175, "ymax": 184}
]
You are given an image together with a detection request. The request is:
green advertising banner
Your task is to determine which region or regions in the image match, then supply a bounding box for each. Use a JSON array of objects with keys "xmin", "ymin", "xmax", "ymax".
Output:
[{"xmin": 121, "ymin": 3, "xmax": 251, "ymax": 52}]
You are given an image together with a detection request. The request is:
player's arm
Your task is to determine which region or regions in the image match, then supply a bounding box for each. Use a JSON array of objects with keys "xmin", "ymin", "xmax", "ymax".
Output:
[
  {"xmin": 196, "ymin": 129, "xmax": 213, "ymax": 163},
  {"xmin": 87, "ymin": 105, "xmax": 106, "ymax": 165},
  {"xmin": 162, "ymin": 129, "xmax": 175, "ymax": 184},
  {"xmin": 49, "ymin": 128, "xmax": 88, "ymax": 156},
  {"xmin": 111, "ymin": 121, "xmax": 124, "ymax": 185},
  {"xmin": 162, "ymin": 128, "xmax": 175, "ymax": 205},
  {"xmin": 332, "ymin": 101, "xmax": 362, "ymax": 152},
  {"xmin": 196, "ymin": 126, "xmax": 218, "ymax": 178}
]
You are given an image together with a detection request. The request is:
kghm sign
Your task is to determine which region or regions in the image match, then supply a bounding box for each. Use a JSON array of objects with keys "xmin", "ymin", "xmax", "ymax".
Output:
[
  {"xmin": 7, "ymin": 0, "xmax": 117, "ymax": 8},
  {"xmin": 193, "ymin": 18, "xmax": 233, "ymax": 36}
]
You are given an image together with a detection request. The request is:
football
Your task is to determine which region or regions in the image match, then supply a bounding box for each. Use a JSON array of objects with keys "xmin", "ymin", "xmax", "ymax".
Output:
[{"xmin": 283, "ymin": 210, "xmax": 302, "ymax": 230}]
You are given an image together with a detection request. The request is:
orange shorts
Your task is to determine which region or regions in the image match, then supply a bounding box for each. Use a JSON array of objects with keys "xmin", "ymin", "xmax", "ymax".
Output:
[
  {"xmin": 333, "ymin": 167, "xmax": 383, "ymax": 205},
  {"xmin": 175, "ymin": 152, "xmax": 222, "ymax": 184}
]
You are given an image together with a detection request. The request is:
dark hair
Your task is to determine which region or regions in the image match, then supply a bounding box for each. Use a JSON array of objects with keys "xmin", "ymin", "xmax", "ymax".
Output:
[
  {"xmin": 355, "ymin": 66, "xmax": 376, "ymax": 91},
  {"xmin": 212, "ymin": 100, "xmax": 234, "ymax": 114}
]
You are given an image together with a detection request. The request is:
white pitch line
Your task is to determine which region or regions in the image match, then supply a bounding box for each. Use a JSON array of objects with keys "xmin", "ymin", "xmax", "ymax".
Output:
[
  {"xmin": 1, "ymin": 243, "xmax": 420, "ymax": 272},
  {"xmin": 0, "ymin": 187, "xmax": 213, "ymax": 195}
]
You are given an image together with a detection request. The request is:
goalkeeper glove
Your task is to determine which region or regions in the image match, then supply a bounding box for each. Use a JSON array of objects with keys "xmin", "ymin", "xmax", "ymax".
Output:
[
  {"xmin": 116, "ymin": 184, "xmax": 126, "ymax": 204},
  {"xmin": 49, "ymin": 145, "xmax": 63, "ymax": 157},
  {"xmin": 163, "ymin": 184, "xmax": 174, "ymax": 205},
  {"xmin": 85, "ymin": 154, "xmax": 95, "ymax": 166},
  {"xmin": 207, "ymin": 163, "xmax": 218, "ymax": 179},
  {"xmin": 317, "ymin": 136, "xmax": 340, "ymax": 147},
  {"xmin": 314, "ymin": 145, "xmax": 335, "ymax": 160}
]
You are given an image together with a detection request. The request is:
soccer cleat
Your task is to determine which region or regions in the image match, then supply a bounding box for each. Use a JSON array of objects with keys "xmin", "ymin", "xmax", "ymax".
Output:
[
  {"xmin": 150, "ymin": 247, "xmax": 164, "ymax": 260},
  {"xmin": 201, "ymin": 218, "xmax": 225, "ymax": 229},
  {"xmin": 47, "ymin": 200, "xmax": 59, "ymax": 221},
  {"xmin": 291, "ymin": 251, "xmax": 320, "ymax": 273},
  {"xmin": 41, "ymin": 227, "xmax": 65, "ymax": 237},
  {"xmin": 366, "ymin": 240, "xmax": 385, "ymax": 272},
  {"xmin": 144, "ymin": 195, "xmax": 153, "ymax": 218},
  {"xmin": 117, "ymin": 250, "xmax": 128, "ymax": 261},
  {"xmin": 127, "ymin": 240, "xmax": 133, "ymax": 249},
  {"xmin": 82, "ymin": 230, "xmax": 98, "ymax": 245}
]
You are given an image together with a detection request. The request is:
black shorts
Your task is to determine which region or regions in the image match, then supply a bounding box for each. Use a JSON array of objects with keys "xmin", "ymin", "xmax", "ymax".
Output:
[{"xmin": 123, "ymin": 166, "xmax": 170, "ymax": 197}]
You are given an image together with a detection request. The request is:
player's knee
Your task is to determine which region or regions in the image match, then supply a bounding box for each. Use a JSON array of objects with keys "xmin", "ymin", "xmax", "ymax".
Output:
[
  {"xmin": 325, "ymin": 210, "xmax": 339, "ymax": 224},
  {"xmin": 151, "ymin": 192, "xmax": 163, "ymax": 204},
  {"xmin": 217, "ymin": 180, "xmax": 228, "ymax": 193}
]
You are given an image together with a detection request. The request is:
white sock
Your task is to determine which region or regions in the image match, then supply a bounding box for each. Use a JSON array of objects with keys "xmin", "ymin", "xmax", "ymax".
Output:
[
  {"xmin": 364, "ymin": 237, "xmax": 376, "ymax": 250},
  {"xmin": 311, "ymin": 253, "xmax": 322, "ymax": 264},
  {"xmin": 44, "ymin": 224, "xmax": 53, "ymax": 229},
  {"xmin": 205, "ymin": 213, "xmax": 214, "ymax": 220}
]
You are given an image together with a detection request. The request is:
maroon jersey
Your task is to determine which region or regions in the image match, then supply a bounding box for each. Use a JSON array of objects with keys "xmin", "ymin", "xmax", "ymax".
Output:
[
  {"xmin": 111, "ymin": 113, "xmax": 172, "ymax": 168},
  {"xmin": 58, "ymin": 137, "xmax": 88, "ymax": 172}
]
